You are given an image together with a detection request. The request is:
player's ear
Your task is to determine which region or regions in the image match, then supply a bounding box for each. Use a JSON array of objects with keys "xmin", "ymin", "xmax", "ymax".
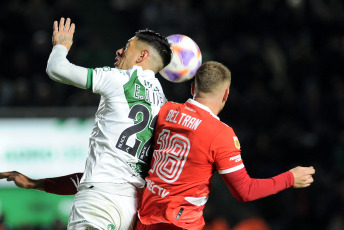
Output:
[
  {"xmin": 223, "ymin": 88, "xmax": 229, "ymax": 102},
  {"xmin": 136, "ymin": 50, "xmax": 149, "ymax": 63},
  {"xmin": 191, "ymin": 82, "xmax": 195, "ymax": 97}
]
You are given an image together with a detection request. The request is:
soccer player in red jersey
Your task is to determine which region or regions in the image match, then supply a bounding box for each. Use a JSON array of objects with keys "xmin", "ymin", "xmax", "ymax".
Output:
[
  {"xmin": 0, "ymin": 61, "xmax": 315, "ymax": 230},
  {"xmin": 135, "ymin": 61, "xmax": 315, "ymax": 230}
]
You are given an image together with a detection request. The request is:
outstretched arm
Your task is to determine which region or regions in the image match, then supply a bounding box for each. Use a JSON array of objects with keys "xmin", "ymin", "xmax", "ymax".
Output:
[
  {"xmin": 221, "ymin": 166, "xmax": 315, "ymax": 203},
  {"xmin": 46, "ymin": 17, "xmax": 91, "ymax": 89},
  {"xmin": 45, "ymin": 172, "xmax": 83, "ymax": 195},
  {"xmin": 0, "ymin": 171, "xmax": 83, "ymax": 195},
  {"xmin": 0, "ymin": 171, "xmax": 45, "ymax": 191}
]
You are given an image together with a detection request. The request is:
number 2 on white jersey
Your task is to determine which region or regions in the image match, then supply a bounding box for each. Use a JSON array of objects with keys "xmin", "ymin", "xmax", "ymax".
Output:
[
  {"xmin": 150, "ymin": 129, "xmax": 190, "ymax": 183},
  {"xmin": 115, "ymin": 104, "xmax": 156, "ymax": 164}
]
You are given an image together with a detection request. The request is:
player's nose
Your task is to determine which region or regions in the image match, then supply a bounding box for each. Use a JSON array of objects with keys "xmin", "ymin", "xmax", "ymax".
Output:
[{"xmin": 116, "ymin": 48, "xmax": 123, "ymax": 57}]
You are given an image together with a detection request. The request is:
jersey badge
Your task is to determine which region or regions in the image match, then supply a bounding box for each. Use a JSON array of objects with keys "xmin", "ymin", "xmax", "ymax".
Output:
[
  {"xmin": 233, "ymin": 136, "xmax": 241, "ymax": 149},
  {"xmin": 107, "ymin": 224, "xmax": 115, "ymax": 230},
  {"xmin": 102, "ymin": 66, "xmax": 111, "ymax": 71}
]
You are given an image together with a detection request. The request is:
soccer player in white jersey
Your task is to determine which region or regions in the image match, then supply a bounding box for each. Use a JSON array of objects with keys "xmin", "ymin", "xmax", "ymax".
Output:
[{"xmin": 0, "ymin": 17, "xmax": 172, "ymax": 230}]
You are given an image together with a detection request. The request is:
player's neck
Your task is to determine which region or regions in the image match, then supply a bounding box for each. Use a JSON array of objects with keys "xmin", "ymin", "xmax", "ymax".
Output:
[
  {"xmin": 136, "ymin": 62, "xmax": 158, "ymax": 74},
  {"xmin": 193, "ymin": 97, "xmax": 221, "ymax": 116}
]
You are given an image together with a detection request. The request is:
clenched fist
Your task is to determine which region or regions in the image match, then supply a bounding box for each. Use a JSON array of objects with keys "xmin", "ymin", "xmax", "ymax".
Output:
[{"xmin": 290, "ymin": 166, "xmax": 315, "ymax": 188}]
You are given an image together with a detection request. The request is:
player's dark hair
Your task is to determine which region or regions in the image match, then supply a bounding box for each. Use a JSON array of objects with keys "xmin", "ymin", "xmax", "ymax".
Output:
[
  {"xmin": 195, "ymin": 61, "xmax": 231, "ymax": 93},
  {"xmin": 135, "ymin": 29, "xmax": 172, "ymax": 68}
]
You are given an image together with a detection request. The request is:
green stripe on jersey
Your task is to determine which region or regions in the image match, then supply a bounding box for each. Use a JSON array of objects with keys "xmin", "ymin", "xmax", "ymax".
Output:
[
  {"xmin": 123, "ymin": 70, "xmax": 154, "ymax": 177},
  {"xmin": 86, "ymin": 68, "xmax": 93, "ymax": 90}
]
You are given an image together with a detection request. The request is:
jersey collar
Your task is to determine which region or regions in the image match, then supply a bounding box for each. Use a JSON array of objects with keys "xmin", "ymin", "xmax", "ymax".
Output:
[
  {"xmin": 186, "ymin": 99, "xmax": 220, "ymax": 120},
  {"xmin": 130, "ymin": 65, "xmax": 155, "ymax": 77}
]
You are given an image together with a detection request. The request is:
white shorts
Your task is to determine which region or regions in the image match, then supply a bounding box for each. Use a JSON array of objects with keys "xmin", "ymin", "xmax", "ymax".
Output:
[{"xmin": 67, "ymin": 183, "xmax": 139, "ymax": 230}]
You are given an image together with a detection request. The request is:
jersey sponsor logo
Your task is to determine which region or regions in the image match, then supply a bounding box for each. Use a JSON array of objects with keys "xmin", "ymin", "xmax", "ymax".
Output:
[
  {"xmin": 184, "ymin": 106, "xmax": 196, "ymax": 113},
  {"xmin": 229, "ymin": 155, "xmax": 241, "ymax": 163},
  {"xmin": 146, "ymin": 178, "xmax": 170, "ymax": 198},
  {"xmin": 150, "ymin": 129, "xmax": 191, "ymax": 183},
  {"xmin": 165, "ymin": 109, "xmax": 202, "ymax": 130},
  {"xmin": 233, "ymin": 136, "xmax": 240, "ymax": 149}
]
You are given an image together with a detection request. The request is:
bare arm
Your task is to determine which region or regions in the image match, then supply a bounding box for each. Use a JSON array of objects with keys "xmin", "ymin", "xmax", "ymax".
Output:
[
  {"xmin": 46, "ymin": 17, "xmax": 90, "ymax": 89},
  {"xmin": 0, "ymin": 171, "xmax": 83, "ymax": 195},
  {"xmin": 45, "ymin": 172, "xmax": 83, "ymax": 195},
  {"xmin": 0, "ymin": 171, "xmax": 45, "ymax": 191}
]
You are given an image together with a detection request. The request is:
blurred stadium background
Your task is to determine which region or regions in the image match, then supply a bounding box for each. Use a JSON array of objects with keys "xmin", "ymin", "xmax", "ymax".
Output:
[{"xmin": 0, "ymin": 0, "xmax": 343, "ymax": 229}]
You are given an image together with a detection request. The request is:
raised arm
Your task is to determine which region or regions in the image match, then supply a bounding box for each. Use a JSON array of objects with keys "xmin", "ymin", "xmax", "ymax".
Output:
[
  {"xmin": 46, "ymin": 17, "xmax": 90, "ymax": 89},
  {"xmin": 52, "ymin": 17, "xmax": 75, "ymax": 51},
  {"xmin": 221, "ymin": 166, "xmax": 315, "ymax": 203},
  {"xmin": 0, "ymin": 171, "xmax": 83, "ymax": 195}
]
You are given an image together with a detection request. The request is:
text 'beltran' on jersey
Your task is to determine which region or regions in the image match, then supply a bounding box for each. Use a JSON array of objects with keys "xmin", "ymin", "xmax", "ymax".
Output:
[{"xmin": 165, "ymin": 109, "xmax": 202, "ymax": 130}]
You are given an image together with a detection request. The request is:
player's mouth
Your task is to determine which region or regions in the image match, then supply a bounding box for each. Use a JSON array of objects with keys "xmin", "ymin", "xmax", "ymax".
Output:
[{"xmin": 114, "ymin": 57, "xmax": 120, "ymax": 67}]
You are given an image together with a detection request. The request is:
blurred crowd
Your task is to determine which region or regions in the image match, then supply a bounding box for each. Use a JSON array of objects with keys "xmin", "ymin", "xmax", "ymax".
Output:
[{"xmin": 1, "ymin": 0, "xmax": 344, "ymax": 229}]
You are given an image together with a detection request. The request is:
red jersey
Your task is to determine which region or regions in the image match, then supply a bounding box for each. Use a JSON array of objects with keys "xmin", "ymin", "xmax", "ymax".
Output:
[
  {"xmin": 138, "ymin": 99, "xmax": 244, "ymax": 229},
  {"xmin": 41, "ymin": 99, "xmax": 293, "ymax": 230}
]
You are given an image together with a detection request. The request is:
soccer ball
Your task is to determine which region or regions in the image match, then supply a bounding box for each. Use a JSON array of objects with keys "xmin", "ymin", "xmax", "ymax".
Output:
[{"xmin": 159, "ymin": 34, "xmax": 202, "ymax": 83}]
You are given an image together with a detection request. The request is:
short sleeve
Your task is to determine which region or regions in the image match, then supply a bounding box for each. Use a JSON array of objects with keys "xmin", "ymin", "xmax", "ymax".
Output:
[
  {"xmin": 213, "ymin": 127, "xmax": 244, "ymax": 174},
  {"xmin": 92, "ymin": 67, "xmax": 129, "ymax": 96}
]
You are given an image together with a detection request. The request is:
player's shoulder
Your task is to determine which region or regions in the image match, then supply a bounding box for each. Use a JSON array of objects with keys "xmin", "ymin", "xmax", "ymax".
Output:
[
  {"xmin": 93, "ymin": 66, "xmax": 150, "ymax": 86},
  {"xmin": 210, "ymin": 122, "xmax": 240, "ymax": 150},
  {"xmin": 216, "ymin": 118, "xmax": 235, "ymax": 133},
  {"xmin": 94, "ymin": 66, "xmax": 129, "ymax": 78},
  {"xmin": 161, "ymin": 101, "xmax": 182, "ymax": 109},
  {"xmin": 221, "ymin": 123, "xmax": 235, "ymax": 135},
  {"xmin": 217, "ymin": 119, "xmax": 232, "ymax": 129},
  {"xmin": 128, "ymin": 66, "xmax": 162, "ymax": 86},
  {"xmin": 91, "ymin": 66, "xmax": 128, "ymax": 94},
  {"xmin": 165, "ymin": 101, "xmax": 181, "ymax": 105},
  {"xmin": 205, "ymin": 117, "xmax": 236, "ymax": 140},
  {"xmin": 128, "ymin": 65, "xmax": 157, "ymax": 81}
]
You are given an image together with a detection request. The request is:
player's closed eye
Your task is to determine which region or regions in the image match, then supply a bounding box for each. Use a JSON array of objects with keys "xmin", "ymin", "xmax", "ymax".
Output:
[{"xmin": 124, "ymin": 41, "xmax": 130, "ymax": 51}]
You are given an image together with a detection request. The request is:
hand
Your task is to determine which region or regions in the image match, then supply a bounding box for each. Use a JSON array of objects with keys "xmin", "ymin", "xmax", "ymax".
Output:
[
  {"xmin": 0, "ymin": 171, "xmax": 44, "ymax": 191},
  {"xmin": 52, "ymin": 17, "xmax": 75, "ymax": 51},
  {"xmin": 289, "ymin": 166, "xmax": 315, "ymax": 188}
]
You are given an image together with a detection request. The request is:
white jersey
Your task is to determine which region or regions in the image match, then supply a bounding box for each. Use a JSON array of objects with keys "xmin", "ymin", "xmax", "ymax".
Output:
[
  {"xmin": 82, "ymin": 65, "xmax": 167, "ymax": 188},
  {"xmin": 46, "ymin": 45, "xmax": 167, "ymax": 189}
]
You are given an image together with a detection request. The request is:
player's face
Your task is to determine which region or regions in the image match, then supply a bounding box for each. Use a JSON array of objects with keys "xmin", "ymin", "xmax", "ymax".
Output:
[{"xmin": 115, "ymin": 36, "xmax": 140, "ymax": 70}]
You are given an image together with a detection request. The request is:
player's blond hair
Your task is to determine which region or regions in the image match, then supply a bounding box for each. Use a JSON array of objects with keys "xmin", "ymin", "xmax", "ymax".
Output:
[{"xmin": 195, "ymin": 61, "xmax": 231, "ymax": 93}]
